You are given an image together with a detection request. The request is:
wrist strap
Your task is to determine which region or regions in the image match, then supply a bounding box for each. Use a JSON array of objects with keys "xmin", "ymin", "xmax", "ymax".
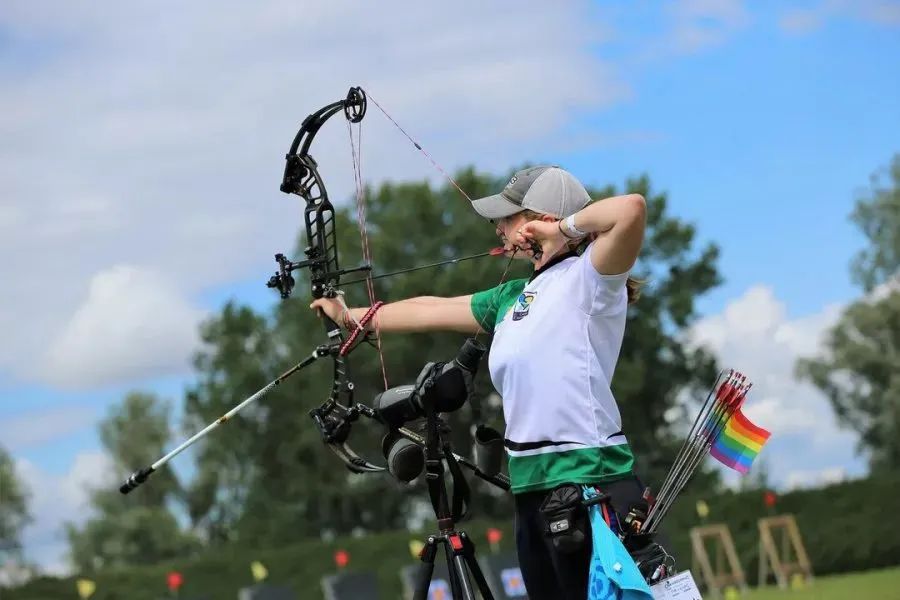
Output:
[
  {"xmin": 565, "ymin": 214, "xmax": 588, "ymax": 237},
  {"xmin": 340, "ymin": 301, "xmax": 384, "ymax": 356},
  {"xmin": 558, "ymin": 219, "xmax": 579, "ymax": 240}
]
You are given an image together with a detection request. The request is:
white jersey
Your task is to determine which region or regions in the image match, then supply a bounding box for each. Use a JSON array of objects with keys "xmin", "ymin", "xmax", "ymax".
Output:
[{"xmin": 470, "ymin": 244, "xmax": 634, "ymax": 494}]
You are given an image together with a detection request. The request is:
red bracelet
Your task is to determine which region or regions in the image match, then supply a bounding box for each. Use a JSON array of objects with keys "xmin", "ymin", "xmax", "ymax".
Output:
[{"xmin": 339, "ymin": 301, "xmax": 384, "ymax": 356}]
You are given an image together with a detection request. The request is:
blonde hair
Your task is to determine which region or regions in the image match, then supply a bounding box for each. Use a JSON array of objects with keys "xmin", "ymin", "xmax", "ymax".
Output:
[{"xmin": 520, "ymin": 209, "xmax": 643, "ymax": 305}]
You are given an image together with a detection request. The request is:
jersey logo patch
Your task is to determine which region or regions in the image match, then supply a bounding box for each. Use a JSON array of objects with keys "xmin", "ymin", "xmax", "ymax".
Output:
[{"xmin": 512, "ymin": 292, "xmax": 536, "ymax": 321}]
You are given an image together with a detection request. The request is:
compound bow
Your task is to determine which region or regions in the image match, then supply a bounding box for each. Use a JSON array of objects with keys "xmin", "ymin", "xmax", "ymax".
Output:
[
  {"xmin": 268, "ymin": 86, "xmax": 385, "ymax": 473},
  {"xmin": 121, "ymin": 85, "xmax": 511, "ymax": 494}
]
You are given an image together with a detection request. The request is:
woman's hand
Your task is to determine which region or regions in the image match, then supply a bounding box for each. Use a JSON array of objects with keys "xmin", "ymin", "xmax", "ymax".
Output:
[
  {"xmin": 514, "ymin": 219, "xmax": 568, "ymax": 268},
  {"xmin": 310, "ymin": 296, "xmax": 345, "ymax": 324}
]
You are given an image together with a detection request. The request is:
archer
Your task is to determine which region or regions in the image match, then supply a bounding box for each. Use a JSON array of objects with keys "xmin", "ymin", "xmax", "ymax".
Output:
[{"xmin": 311, "ymin": 165, "xmax": 653, "ymax": 600}]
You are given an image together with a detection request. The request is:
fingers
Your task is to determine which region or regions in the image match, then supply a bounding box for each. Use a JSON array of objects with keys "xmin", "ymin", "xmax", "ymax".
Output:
[{"xmin": 513, "ymin": 228, "xmax": 539, "ymax": 256}]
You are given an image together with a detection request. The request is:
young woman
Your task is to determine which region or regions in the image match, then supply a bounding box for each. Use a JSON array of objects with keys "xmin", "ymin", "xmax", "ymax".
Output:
[{"xmin": 311, "ymin": 166, "xmax": 648, "ymax": 599}]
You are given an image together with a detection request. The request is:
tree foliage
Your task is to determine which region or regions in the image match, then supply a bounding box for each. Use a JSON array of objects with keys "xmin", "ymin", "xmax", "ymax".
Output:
[
  {"xmin": 0, "ymin": 444, "xmax": 31, "ymax": 561},
  {"xmin": 797, "ymin": 293, "xmax": 900, "ymax": 471},
  {"xmin": 850, "ymin": 154, "xmax": 900, "ymax": 291},
  {"xmin": 797, "ymin": 154, "xmax": 900, "ymax": 472}
]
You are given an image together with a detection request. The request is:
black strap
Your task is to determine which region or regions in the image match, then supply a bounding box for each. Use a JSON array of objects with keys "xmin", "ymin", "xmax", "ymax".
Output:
[
  {"xmin": 420, "ymin": 370, "xmax": 470, "ymax": 523},
  {"xmin": 445, "ymin": 447, "xmax": 470, "ymax": 521}
]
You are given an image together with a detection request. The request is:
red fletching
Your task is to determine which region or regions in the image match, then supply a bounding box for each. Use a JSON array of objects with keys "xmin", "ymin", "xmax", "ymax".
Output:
[
  {"xmin": 334, "ymin": 549, "xmax": 350, "ymax": 568},
  {"xmin": 166, "ymin": 571, "xmax": 183, "ymax": 591},
  {"xmin": 487, "ymin": 528, "xmax": 503, "ymax": 544}
]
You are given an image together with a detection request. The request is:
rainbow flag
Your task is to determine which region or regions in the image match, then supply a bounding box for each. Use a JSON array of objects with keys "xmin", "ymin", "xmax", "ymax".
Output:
[{"xmin": 710, "ymin": 407, "xmax": 770, "ymax": 474}]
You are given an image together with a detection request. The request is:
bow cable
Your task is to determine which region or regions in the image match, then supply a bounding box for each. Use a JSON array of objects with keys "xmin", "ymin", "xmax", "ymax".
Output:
[{"xmin": 348, "ymin": 118, "xmax": 389, "ymax": 391}]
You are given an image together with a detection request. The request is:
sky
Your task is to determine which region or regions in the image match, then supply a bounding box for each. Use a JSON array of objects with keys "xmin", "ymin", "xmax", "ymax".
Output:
[{"xmin": 1, "ymin": 0, "xmax": 898, "ymax": 575}]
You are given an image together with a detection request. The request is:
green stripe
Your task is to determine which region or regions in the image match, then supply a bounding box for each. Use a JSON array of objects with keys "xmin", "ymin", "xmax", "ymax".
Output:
[
  {"xmin": 718, "ymin": 431, "xmax": 760, "ymax": 457},
  {"xmin": 507, "ymin": 445, "xmax": 635, "ymax": 494}
]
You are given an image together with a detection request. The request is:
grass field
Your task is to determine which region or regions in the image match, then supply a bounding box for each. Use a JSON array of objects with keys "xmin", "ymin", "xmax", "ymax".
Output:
[{"xmin": 740, "ymin": 566, "xmax": 900, "ymax": 600}]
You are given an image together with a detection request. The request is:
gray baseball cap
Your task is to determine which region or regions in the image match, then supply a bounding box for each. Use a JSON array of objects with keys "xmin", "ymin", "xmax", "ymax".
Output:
[{"xmin": 471, "ymin": 166, "xmax": 591, "ymax": 220}]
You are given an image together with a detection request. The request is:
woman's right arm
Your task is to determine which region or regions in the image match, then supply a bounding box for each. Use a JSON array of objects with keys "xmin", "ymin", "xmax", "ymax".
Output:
[{"xmin": 310, "ymin": 295, "xmax": 484, "ymax": 335}]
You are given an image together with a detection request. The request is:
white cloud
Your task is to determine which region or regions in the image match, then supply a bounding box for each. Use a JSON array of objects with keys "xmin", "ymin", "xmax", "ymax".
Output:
[
  {"xmin": 779, "ymin": 0, "xmax": 900, "ymax": 34},
  {"xmin": 43, "ymin": 265, "xmax": 206, "ymax": 388},
  {"xmin": 0, "ymin": 0, "xmax": 629, "ymax": 388},
  {"xmin": 0, "ymin": 405, "xmax": 99, "ymax": 451},
  {"xmin": 658, "ymin": 0, "xmax": 751, "ymax": 55},
  {"xmin": 687, "ymin": 285, "xmax": 866, "ymax": 488},
  {"xmin": 16, "ymin": 451, "xmax": 114, "ymax": 575}
]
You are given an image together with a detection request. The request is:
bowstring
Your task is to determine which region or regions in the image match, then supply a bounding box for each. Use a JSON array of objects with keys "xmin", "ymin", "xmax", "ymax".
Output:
[
  {"xmin": 366, "ymin": 92, "xmax": 473, "ymax": 202},
  {"xmin": 347, "ymin": 119, "xmax": 389, "ymax": 391},
  {"xmin": 366, "ymin": 91, "xmax": 522, "ymax": 343}
]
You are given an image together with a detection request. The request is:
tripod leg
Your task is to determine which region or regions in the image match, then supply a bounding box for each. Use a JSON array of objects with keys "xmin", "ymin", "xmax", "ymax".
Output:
[
  {"xmin": 460, "ymin": 533, "xmax": 494, "ymax": 600},
  {"xmin": 446, "ymin": 540, "xmax": 467, "ymax": 599},
  {"xmin": 440, "ymin": 532, "xmax": 485, "ymax": 600},
  {"xmin": 413, "ymin": 537, "xmax": 439, "ymax": 600},
  {"xmin": 451, "ymin": 553, "xmax": 481, "ymax": 600}
]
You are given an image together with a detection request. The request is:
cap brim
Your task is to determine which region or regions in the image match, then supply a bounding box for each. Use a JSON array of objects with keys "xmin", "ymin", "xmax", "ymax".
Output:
[{"xmin": 470, "ymin": 193, "xmax": 524, "ymax": 220}]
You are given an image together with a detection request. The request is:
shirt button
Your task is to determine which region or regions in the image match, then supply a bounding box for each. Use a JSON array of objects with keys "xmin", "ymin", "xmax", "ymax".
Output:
[{"xmin": 613, "ymin": 562, "xmax": 622, "ymax": 572}]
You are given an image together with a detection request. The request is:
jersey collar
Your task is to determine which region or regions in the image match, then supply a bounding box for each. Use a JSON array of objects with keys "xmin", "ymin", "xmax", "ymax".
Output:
[{"xmin": 528, "ymin": 250, "xmax": 578, "ymax": 283}]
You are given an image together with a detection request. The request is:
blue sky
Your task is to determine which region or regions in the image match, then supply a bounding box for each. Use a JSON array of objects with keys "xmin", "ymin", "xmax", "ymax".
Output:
[{"xmin": 1, "ymin": 0, "xmax": 898, "ymax": 573}]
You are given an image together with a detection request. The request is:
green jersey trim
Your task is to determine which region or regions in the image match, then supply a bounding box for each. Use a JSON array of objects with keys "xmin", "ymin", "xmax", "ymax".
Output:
[
  {"xmin": 470, "ymin": 278, "xmax": 528, "ymax": 333},
  {"xmin": 507, "ymin": 444, "xmax": 635, "ymax": 494}
]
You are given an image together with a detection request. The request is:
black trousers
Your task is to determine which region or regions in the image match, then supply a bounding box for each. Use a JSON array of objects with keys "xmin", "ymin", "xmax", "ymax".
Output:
[{"xmin": 513, "ymin": 476, "xmax": 646, "ymax": 600}]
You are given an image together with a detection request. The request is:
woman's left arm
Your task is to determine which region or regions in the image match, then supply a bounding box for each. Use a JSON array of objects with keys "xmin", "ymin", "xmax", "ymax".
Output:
[{"xmin": 563, "ymin": 194, "xmax": 646, "ymax": 275}]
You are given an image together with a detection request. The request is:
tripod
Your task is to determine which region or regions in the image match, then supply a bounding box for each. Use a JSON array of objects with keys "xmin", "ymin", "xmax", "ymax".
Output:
[{"xmin": 412, "ymin": 390, "xmax": 494, "ymax": 600}]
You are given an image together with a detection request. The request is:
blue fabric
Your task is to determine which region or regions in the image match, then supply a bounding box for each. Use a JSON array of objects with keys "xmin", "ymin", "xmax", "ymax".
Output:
[{"xmin": 583, "ymin": 486, "xmax": 654, "ymax": 600}]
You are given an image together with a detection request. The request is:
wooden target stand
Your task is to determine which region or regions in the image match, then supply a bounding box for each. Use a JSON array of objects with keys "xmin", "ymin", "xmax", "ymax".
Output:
[
  {"xmin": 757, "ymin": 515, "xmax": 813, "ymax": 589},
  {"xmin": 689, "ymin": 524, "xmax": 747, "ymax": 598}
]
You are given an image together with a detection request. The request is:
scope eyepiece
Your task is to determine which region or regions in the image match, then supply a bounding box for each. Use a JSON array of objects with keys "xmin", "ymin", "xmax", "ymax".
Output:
[{"xmin": 454, "ymin": 338, "xmax": 486, "ymax": 372}]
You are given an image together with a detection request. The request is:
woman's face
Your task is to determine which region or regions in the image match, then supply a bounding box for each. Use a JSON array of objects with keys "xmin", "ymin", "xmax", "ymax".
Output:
[{"xmin": 494, "ymin": 213, "xmax": 530, "ymax": 253}]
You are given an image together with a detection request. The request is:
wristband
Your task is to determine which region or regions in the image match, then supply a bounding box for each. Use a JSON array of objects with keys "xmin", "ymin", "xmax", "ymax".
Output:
[
  {"xmin": 558, "ymin": 219, "xmax": 579, "ymax": 240},
  {"xmin": 565, "ymin": 214, "xmax": 588, "ymax": 237}
]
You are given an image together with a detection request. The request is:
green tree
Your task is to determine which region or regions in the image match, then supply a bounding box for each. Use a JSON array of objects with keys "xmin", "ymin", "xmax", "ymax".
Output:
[
  {"xmin": 183, "ymin": 168, "xmax": 721, "ymax": 541},
  {"xmin": 183, "ymin": 304, "xmax": 278, "ymax": 544},
  {"xmin": 0, "ymin": 445, "xmax": 31, "ymax": 561},
  {"xmin": 66, "ymin": 392, "xmax": 199, "ymax": 571},
  {"xmin": 797, "ymin": 154, "xmax": 900, "ymax": 472},
  {"xmin": 850, "ymin": 154, "xmax": 900, "ymax": 292}
]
